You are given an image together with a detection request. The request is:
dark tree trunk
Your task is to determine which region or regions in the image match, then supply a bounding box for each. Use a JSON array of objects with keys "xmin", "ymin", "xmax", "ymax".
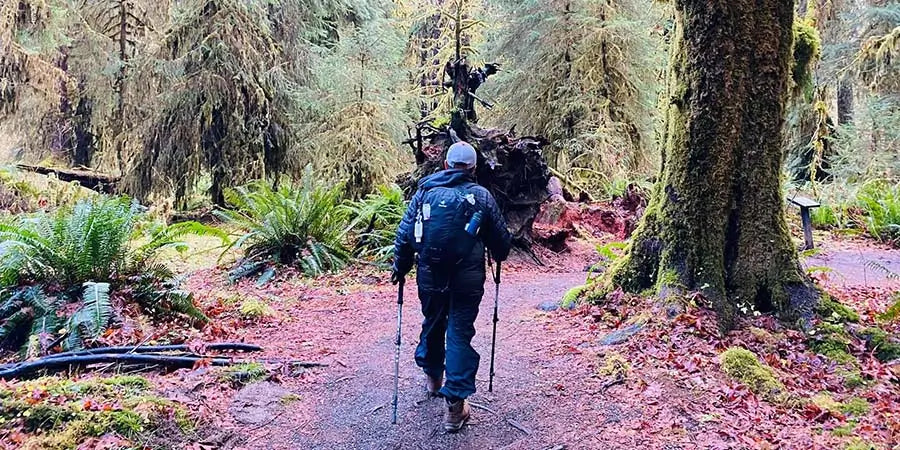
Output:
[
  {"xmin": 837, "ymin": 79, "xmax": 853, "ymax": 126},
  {"xmin": 608, "ymin": 0, "xmax": 819, "ymax": 329}
]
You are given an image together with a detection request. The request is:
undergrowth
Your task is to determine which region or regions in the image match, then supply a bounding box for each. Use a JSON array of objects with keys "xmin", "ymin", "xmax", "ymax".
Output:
[
  {"xmin": 216, "ymin": 173, "xmax": 351, "ymax": 279},
  {"xmin": 0, "ymin": 197, "xmax": 221, "ymax": 357},
  {"xmin": 0, "ymin": 375, "xmax": 197, "ymax": 449},
  {"xmin": 343, "ymin": 184, "xmax": 405, "ymax": 265}
]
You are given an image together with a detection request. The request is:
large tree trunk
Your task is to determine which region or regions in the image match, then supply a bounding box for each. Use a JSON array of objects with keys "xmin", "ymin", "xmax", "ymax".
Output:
[{"xmin": 609, "ymin": 0, "xmax": 819, "ymax": 330}]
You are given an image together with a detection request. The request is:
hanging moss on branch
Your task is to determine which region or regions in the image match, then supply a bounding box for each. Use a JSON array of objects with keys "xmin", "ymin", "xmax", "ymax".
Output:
[{"xmin": 792, "ymin": 18, "xmax": 822, "ymax": 99}]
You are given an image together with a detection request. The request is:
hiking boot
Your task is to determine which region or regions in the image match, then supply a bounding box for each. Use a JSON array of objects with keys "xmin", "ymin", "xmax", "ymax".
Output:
[
  {"xmin": 443, "ymin": 399, "xmax": 471, "ymax": 432},
  {"xmin": 425, "ymin": 374, "xmax": 443, "ymax": 397}
]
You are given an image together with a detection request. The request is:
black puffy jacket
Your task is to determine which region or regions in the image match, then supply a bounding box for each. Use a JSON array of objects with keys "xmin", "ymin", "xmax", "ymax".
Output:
[{"xmin": 392, "ymin": 169, "xmax": 511, "ymax": 280}]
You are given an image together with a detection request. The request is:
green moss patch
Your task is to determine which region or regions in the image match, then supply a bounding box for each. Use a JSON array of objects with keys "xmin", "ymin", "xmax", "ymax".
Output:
[
  {"xmin": 240, "ymin": 297, "xmax": 275, "ymax": 319},
  {"xmin": 0, "ymin": 375, "xmax": 197, "ymax": 449},
  {"xmin": 831, "ymin": 421, "xmax": 856, "ymax": 437},
  {"xmin": 816, "ymin": 297, "xmax": 860, "ymax": 323},
  {"xmin": 808, "ymin": 323, "xmax": 856, "ymax": 364},
  {"xmin": 845, "ymin": 438, "xmax": 876, "ymax": 450},
  {"xmin": 858, "ymin": 327, "xmax": 900, "ymax": 362},
  {"xmin": 219, "ymin": 362, "xmax": 269, "ymax": 386},
  {"xmin": 878, "ymin": 293, "xmax": 900, "ymax": 323},
  {"xmin": 560, "ymin": 285, "xmax": 586, "ymax": 309},
  {"xmin": 811, "ymin": 393, "xmax": 869, "ymax": 417},
  {"xmin": 719, "ymin": 347, "xmax": 786, "ymax": 402}
]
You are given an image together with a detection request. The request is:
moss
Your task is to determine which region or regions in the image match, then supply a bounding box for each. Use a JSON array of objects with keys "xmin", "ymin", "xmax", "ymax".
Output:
[
  {"xmin": 280, "ymin": 393, "xmax": 302, "ymax": 405},
  {"xmin": 831, "ymin": 422, "xmax": 856, "ymax": 437},
  {"xmin": 0, "ymin": 375, "xmax": 197, "ymax": 449},
  {"xmin": 100, "ymin": 410, "xmax": 145, "ymax": 436},
  {"xmin": 816, "ymin": 297, "xmax": 860, "ymax": 323},
  {"xmin": 240, "ymin": 297, "xmax": 275, "ymax": 319},
  {"xmin": 808, "ymin": 323, "xmax": 857, "ymax": 364},
  {"xmin": 878, "ymin": 293, "xmax": 900, "ymax": 322},
  {"xmin": 840, "ymin": 397, "xmax": 869, "ymax": 416},
  {"xmin": 719, "ymin": 347, "xmax": 786, "ymax": 402},
  {"xmin": 845, "ymin": 438, "xmax": 876, "ymax": 450},
  {"xmin": 100, "ymin": 375, "xmax": 152, "ymax": 390},
  {"xmin": 792, "ymin": 19, "xmax": 822, "ymax": 98},
  {"xmin": 811, "ymin": 392, "xmax": 842, "ymax": 414},
  {"xmin": 858, "ymin": 327, "xmax": 900, "ymax": 362},
  {"xmin": 220, "ymin": 362, "xmax": 268, "ymax": 385},
  {"xmin": 596, "ymin": 352, "xmax": 630, "ymax": 380},
  {"xmin": 837, "ymin": 368, "xmax": 866, "ymax": 389},
  {"xmin": 561, "ymin": 285, "xmax": 586, "ymax": 309}
]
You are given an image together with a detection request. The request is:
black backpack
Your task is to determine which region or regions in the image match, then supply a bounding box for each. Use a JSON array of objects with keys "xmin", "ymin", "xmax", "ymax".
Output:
[{"xmin": 412, "ymin": 184, "xmax": 482, "ymax": 267}]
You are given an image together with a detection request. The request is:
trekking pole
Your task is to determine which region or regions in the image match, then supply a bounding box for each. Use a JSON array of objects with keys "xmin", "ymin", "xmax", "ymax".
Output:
[
  {"xmin": 488, "ymin": 260, "xmax": 501, "ymax": 392},
  {"xmin": 391, "ymin": 277, "xmax": 405, "ymax": 425}
]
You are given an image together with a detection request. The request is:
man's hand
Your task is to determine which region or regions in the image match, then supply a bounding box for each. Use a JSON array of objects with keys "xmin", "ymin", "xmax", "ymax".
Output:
[{"xmin": 391, "ymin": 271, "xmax": 404, "ymax": 285}]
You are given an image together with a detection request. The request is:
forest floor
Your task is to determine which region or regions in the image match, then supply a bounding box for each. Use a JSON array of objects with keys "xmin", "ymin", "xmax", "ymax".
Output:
[{"xmin": 127, "ymin": 233, "xmax": 900, "ymax": 450}]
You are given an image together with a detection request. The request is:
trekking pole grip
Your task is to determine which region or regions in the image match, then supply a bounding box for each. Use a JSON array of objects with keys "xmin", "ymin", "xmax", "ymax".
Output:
[
  {"xmin": 494, "ymin": 261, "xmax": 501, "ymax": 284},
  {"xmin": 397, "ymin": 278, "xmax": 405, "ymax": 305}
]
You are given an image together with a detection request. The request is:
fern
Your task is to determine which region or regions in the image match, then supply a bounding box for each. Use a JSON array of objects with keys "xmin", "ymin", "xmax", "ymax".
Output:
[
  {"xmin": 863, "ymin": 259, "xmax": 899, "ymax": 280},
  {"xmin": 343, "ymin": 184, "xmax": 406, "ymax": 264},
  {"xmin": 857, "ymin": 180, "xmax": 900, "ymax": 245},
  {"xmin": 216, "ymin": 173, "xmax": 351, "ymax": 279},
  {"xmin": 65, "ymin": 282, "xmax": 113, "ymax": 351}
]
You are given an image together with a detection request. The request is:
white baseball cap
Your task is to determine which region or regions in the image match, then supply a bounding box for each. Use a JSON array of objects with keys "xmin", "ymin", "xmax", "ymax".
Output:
[{"xmin": 446, "ymin": 142, "xmax": 477, "ymax": 169}]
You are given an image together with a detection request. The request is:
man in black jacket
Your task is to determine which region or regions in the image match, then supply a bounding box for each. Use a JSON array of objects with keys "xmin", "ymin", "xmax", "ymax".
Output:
[{"xmin": 392, "ymin": 141, "xmax": 511, "ymax": 432}]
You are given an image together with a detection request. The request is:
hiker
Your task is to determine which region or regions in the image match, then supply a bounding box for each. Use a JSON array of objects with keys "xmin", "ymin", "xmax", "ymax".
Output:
[{"xmin": 391, "ymin": 141, "xmax": 511, "ymax": 432}]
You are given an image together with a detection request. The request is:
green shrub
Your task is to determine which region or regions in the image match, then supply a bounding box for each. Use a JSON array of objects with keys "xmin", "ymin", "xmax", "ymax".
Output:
[
  {"xmin": 0, "ymin": 197, "xmax": 220, "ymax": 354},
  {"xmin": 856, "ymin": 180, "xmax": 900, "ymax": 245},
  {"xmin": 217, "ymin": 175, "xmax": 350, "ymax": 277},
  {"xmin": 343, "ymin": 184, "xmax": 405, "ymax": 264}
]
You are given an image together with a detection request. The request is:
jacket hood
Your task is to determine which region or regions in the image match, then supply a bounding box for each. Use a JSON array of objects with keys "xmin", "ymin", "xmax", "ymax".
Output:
[{"xmin": 419, "ymin": 169, "xmax": 474, "ymax": 190}]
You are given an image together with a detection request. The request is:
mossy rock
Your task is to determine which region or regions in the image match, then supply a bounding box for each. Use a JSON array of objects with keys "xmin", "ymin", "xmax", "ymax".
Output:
[
  {"xmin": 719, "ymin": 347, "xmax": 787, "ymax": 403},
  {"xmin": 596, "ymin": 352, "xmax": 630, "ymax": 380},
  {"xmin": 858, "ymin": 327, "xmax": 900, "ymax": 362}
]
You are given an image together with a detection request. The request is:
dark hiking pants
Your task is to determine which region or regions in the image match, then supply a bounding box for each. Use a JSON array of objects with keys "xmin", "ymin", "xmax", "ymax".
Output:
[{"xmin": 415, "ymin": 263, "xmax": 485, "ymax": 402}]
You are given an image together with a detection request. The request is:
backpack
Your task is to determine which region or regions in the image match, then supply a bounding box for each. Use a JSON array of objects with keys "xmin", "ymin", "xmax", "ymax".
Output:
[{"xmin": 411, "ymin": 184, "xmax": 483, "ymax": 268}]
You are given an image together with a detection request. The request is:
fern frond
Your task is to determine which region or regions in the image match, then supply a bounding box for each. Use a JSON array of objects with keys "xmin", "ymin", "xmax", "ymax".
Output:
[{"xmin": 65, "ymin": 282, "xmax": 112, "ymax": 350}]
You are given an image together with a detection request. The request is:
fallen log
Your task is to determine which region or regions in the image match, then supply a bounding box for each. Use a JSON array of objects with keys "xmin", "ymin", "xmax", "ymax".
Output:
[
  {"xmin": 39, "ymin": 343, "xmax": 263, "ymax": 360},
  {"xmin": 16, "ymin": 164, "xmax": 119, "ymax": 193},
  {"xmin": 0, "ymin": 353, "xmax": 234, "ymax": 380}
]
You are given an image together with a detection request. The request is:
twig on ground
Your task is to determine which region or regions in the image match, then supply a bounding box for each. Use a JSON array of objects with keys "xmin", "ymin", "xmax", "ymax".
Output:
[
  {"xmin": 468, "ymin": 401, "xmax": 499, "ymax": 416},
  {"xmin": 370, "ymin": 403, "xmax": 386, "ymax": 414},
  {"xmin": 506, "ymin": 418, "xmax": 532, "ymax": 435},
  {"xmin": 595, "ymin": 376, "xmax": 626, "ymax": 394},
  {"xmin": 329, "ymin": 376, "xmax": 355, "ymax": 385}
]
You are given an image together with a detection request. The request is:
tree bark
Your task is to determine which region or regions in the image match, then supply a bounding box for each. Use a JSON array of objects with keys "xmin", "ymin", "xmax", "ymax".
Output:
[
  {"xmin": 837, "ymin": 79, "xmax": 853, "ymax": 126},
  {"xmin": 608, "ymin": 0, "xmax": 819, "ymax": 330}
]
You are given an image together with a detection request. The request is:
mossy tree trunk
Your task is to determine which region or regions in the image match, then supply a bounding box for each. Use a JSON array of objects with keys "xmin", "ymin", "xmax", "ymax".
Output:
[{"xmin": 609, "ymin": 0, "xmax": 819, "ymax": 329}]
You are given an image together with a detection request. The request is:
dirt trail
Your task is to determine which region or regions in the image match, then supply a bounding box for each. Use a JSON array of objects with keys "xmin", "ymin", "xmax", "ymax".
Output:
[
  {"xmin": 238, "ymin": 271, "xmax": 599, "ymax": 450},
  {"xmin": 194, "ymin": 239, "xmax": 900, "ymax": 449}
]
